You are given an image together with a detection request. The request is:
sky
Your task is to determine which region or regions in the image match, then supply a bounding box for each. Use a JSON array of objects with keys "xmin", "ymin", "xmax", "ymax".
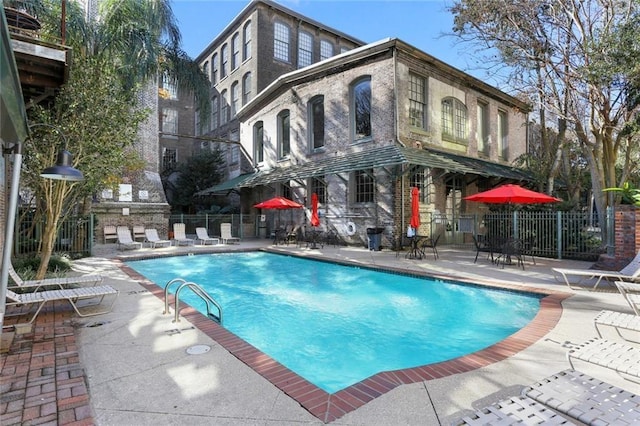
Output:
[{"xmin": 170, "ymin": 0, "xmax": 493, "ymax": 82}]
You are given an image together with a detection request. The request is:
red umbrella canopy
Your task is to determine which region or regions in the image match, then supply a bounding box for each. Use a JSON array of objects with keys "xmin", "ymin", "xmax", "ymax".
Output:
[
  {"xmin": 410, "ymin": 187, "xmax": 420, "ymax": 229},
  {"xmin": 464, "ymin": 184, "xmax": 561, "ymax": 204},
  {"xmin": 254, "ymin": 196, "xmax": 304, "ymax": 209},
  {"xmin": 310, "ymin": 193, "xmax": 320, "ymax": 227}
]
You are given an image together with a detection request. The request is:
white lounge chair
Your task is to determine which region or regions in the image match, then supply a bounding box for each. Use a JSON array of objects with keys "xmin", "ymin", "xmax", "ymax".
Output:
[
  {"xmin": 116, "ymin": 226, "xmax": 143, "ymax": 250},
  {"xmin": 566, "ymin": 338, "xmax": 640, "ymax": 381},
  {"xmin": 593, "ymin": 309, "xmax": 640, "ymax": 342},
  {"xmin": 552, "ymin": 251, "xmax": 640, "ymax": 290},
  {"xmin": 132, "ymin": 225, "xmax": 146, "ymax": 242},
  {"xmin": 103, "ymin": 225, "xmax": 118, "ymax": 244},
  {"xmin": 144, "ymin": 229, "xmax": 171, "ymax": 248},
  {"xmin": 172, "ymin": 223, "xmax": 195, "ymax": 246},
  {"xmin": 455, "ymin": 369, "xmax": 640, "ymax": 425},
  {"xmin": 220, "ymin": 223, "xmax": 240, "ymax": 244},
  {"xmin": 616, "ymin": 281, "xmax": 640, "ymax": 315},
  {"xmin": 8, "ymin": 263, "xmax": 102, "ymax": 292},
  {"xmin": 6, "ymin": 285, "xmax": 119, "ymax": 324},
  {"xmin": 196, "ymin": 227, "xmax": 219, "ymax": 245}
]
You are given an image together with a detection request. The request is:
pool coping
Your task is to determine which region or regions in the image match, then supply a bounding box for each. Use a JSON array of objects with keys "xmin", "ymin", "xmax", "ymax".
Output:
[{"xmin": 115, "ymin": 250, "xmax": 570, "ymax": 424}]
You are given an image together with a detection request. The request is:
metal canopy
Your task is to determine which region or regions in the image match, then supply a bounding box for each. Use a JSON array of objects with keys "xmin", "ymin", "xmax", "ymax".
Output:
[{"xmin": 197, "ymin": 145, "xmax": 531, "ymax": 193}]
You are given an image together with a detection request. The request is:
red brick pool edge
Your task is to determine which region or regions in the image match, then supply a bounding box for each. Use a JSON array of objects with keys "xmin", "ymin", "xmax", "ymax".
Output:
[{"xmin": 118, "ymin": 259, "xmax": 569, "ymax": 424}]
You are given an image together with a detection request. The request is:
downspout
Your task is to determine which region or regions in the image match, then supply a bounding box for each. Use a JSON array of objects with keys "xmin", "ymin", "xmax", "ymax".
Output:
[{"xmin": 393, "ymin": 45, "xmax": 405, "ymax": 247}]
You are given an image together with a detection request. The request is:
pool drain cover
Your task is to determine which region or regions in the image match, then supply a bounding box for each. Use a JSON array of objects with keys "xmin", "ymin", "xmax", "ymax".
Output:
[{"xmin": 186, "ymin": 344, "xmax": 211, "ymax": 355}]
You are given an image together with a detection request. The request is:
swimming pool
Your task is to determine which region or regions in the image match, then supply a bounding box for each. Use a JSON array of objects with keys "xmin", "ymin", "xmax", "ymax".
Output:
[{"xmin": 126, "ymin": 252, "xmax": 542, "ymax": 394}]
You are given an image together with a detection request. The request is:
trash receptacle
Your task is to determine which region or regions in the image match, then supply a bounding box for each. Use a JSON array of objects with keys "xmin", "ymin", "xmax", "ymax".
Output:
[{"xmin": 366, "ymin": 227, "xmax": 384, "ymax": 251}]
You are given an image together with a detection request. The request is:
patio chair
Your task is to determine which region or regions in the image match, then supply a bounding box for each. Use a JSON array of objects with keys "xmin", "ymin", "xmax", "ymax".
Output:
[
  {"xmin": 132, "ymin": 225, "xmax": 146, "ymax": 242},
  {"xmin": 103, "ymin": 225, "xmax": 118, "ymax": 244},
  {"xmin": 420, "ymin": 233, "xmax": 440, "ymax": 260},
  {"xmin": 8, "ymin": 263, "xmax": 103, "ymax": 292},
  {"xmin": 593, "ymin": 309, "xmax": 640, "ymax": 342},
  {"xmin": 494, "ymin": 238, "xmax": 525, "ymax": 270},
  {"xmin": 566, "ymin": 338, "xmax": 640, "ymax": 381},
  {"xmin": 195, "ymin": 227, "xmax": 219, "ymax": 245},
  {"xmin": 616, "ymin": 281, "xmax": 640, "ymax": 316},
  {"xmin": 220, "ymin": 223, "xmax": 240, "ymax": 244},
  {"xmin": 472, "ymin": 234, "xmax": 495, "ymax": 263},
  {"xmin": 172, "ymin": 223, "xmax": 195, "ymax": 246},
  {"xmin": 144, "ymin": 228, "xmax": 172, "ymax": 248},
  {"xmin": 6, "ymin": 285, "xmax": 119, "ymax": 324},
  {"xmin": 552, "ymin": 250, "xmax": 640, "ymax": 290},
  {"xmin": 116, "ymin": 226, "xmax": 143, "ymax": 250}
]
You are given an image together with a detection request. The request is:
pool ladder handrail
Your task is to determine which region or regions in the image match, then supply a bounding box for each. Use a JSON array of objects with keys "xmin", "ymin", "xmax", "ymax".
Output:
[{"xmin": 163, "ymin": 278, "xmax": 223, "ymax": 324}]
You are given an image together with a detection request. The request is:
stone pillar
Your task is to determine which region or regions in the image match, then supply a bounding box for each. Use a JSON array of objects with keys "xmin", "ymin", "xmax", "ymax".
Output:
[{"xmin": 598, "ymin": 205, "xmax": 639, "ymax": 270}]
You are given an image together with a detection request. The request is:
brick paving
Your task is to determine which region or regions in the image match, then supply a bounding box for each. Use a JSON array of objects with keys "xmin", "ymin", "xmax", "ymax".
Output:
[{"xmin": 1, "ymin": 304, "xmax": 94, "ymax": 426}]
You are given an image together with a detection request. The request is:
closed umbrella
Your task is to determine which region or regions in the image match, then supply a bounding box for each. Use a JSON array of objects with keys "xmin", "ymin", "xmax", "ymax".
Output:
[
  {"xmin": 310, "ymin": 193, "xmax": 320, "ymax": 227},
  {"xmin": 410, "ymin": 187, "xmax": 420, "ymax": 231}
]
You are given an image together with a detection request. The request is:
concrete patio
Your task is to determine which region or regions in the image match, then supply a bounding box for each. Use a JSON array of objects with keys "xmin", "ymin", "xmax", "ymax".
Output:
[{"xmin": 2, "ymin": 239, "xmax": 639, "ymax": 425}]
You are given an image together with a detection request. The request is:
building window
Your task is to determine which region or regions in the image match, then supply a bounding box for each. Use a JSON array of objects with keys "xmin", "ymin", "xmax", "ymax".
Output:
[
  {"xmin": 409, "ymin": 73, "xmax": 426, "ymax": 129},
  {"xmin": 442, "ymin": 97, "xmax": 468, "ymax": 142},
  {"xmin": 410, "ymin": 167, "xmax": 431, "ymax": 203},
  {"xmin": 278, "ymin": 109, "xmax": 290, "ymax": 159},
  {"xmin": 221, "ymin": 44, "xmax": 228, "ymax": 78},
  {"xmin": 309, "ymin": 95, "xmax": 324, "ymax": 150},
  {"xmin": 194, "ymin": 109, "xmax": 201, "ymax": 136},
  {"xmin": 498, "ymin": 110, "xmax": 508, "ymax": 159},
  {"xmin": 353, "ymin": 169, "xmax": 374, "ymax": 203},
  {"xmin": 202, "ymin": 61, "xmax": 209, "ymax": 81},
  {"xmin": 220, "ymin": 89, "xmax": 228, "ymax": 125},
  {"xmin": 281, "ymin": 182, "xmax": 292, "ymax": 200},
  {"xmin": 320, "ymin": 39, "xmax": 333, "ymax": 61},
  {"xmin": 162, "ymin": 148, "xmax": 177, "ymax": 171},
  {"xmin": 298, "ymin": 30, "xmax": 313, "ymax": 68},
  {"xmin": 212, "ymin": 53, "xmax": 218, "ymax": 84},
  {"xmin": 254, "ymin": 121, "xmax": 264, "ymax": 164},
  {"xmin": 161, "ymin": 73, "xmax": 177, "ymax": 100},
  {"xmin": 211, "ymin": 95, "xmax": 219, "ymax": 130},
  {"xmin": 274, "ymin": 21, "xmax": 289, "ymax": 62},
  {"xmin": 230, "ymin": 129, "xmax": 240, "ymax": 164},
  {"xmin": 352, "ymin": 77, "xmax": 372, "ymax": 141},
  {"xmin": 311, "ymin": 177, "xmax": 326, "ymax": 204},
  {"xmin": 161, "ymin": 108, "xmax": 177, "ymax": 134},
  {"xmin": 242, "ymin": 72, "xmax": 252, "ymax": 105},
  {"xmin": 231, "ymin": 33, "xmax": 240, "ymax": 70},
  {"xmin": 340, "ymin": 46, "xmax": 349, "ymax": 54},
  {"xmin": 477, "ymin": 101, "xmax": 489, "ymax": 155},
  {"xmin": 231, "ymin": 82, "xmax": 239, "ymax": 117},
  {"xmin": 243, "ymin": 21, "xmax": 252, "ymax": 61}
]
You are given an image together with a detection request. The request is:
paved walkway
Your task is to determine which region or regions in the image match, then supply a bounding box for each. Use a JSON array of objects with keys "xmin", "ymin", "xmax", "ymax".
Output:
[{"xmin": 2, "ymin": 240, "xmax": 639, "ymax": 425}]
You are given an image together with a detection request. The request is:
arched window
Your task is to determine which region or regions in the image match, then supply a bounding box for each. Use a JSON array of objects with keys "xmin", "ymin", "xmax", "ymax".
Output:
[
  {"xmin": 320, "ymin": 39, "xmax": 333, "ymax": 61},
  {"xmin": 220, "ymin": 44, "xmax": 228, "ymax": 78},
  {"xmin": 211, "ymin": 53, "xmax": 218, "ymax": 84},
  {"xmin": 254, "ymin": 121, "xmax": 264, "ymax": 164},
  {"xmin": 274, "ymin": 21, "xmax": 289, "ymax": 62},
  {"xmin": 210, "ymin": 95, "xmax": 219, "ymax": 130},
  {"xmin": 278, "ymin": 110, "xmax": 290, "ymax": 158},
  {"xmin": 231, "ymin": 33, "xmax": 240, "ymax": 70},
  {"xmin": 243, "ymin": 21, "xmax": 252, "ymax": 61},
  {"xmin": 298, "ymin": 30, "xmax": 313, "ymax": 68},
  {"xmin": 441, "ymin": 97, "xmax": 467, "ymax": 142},
  {"xmin": 351, "ymin": 77, "xmax": 372, "ymax": 141},
  {"xmin": 308, "ymin": 95, "xmax": 324, "ymax": 150},
  {"xmin": 231, "ymin": 82, "xmax": 239, "ymax": 117},
  {"xmin": 242, "ymin": 72, "xmax": 252, "ymax": 105},
  {"xmin": 220, "ymin": 89, "xmax": 228, "ymax": 125}
]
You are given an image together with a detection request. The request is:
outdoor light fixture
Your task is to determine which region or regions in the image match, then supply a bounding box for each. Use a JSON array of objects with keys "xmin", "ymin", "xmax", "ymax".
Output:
[{"xmin": 32, "ymin": 123, "xmax": 84, "ymax": 181}]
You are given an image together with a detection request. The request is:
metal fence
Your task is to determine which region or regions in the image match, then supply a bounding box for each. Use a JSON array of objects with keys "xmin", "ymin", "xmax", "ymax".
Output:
[{"xmin": 13, "ymin": 209, "xmax": 614, "ymax": 261}]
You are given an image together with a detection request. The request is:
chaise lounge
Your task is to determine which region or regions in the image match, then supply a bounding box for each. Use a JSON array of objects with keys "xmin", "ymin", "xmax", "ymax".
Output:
[
  {"xmin": 552, "ymin": 251, "xmax": 640, "ymax": 290},
  {"xmin": 8, "ymin": 263, "xmax": 103, "ymax": 292}
]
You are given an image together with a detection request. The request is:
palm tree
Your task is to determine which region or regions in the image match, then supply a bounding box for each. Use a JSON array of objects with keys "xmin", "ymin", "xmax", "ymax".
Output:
[{"xmin": 7, "ymin": 0, "xmax": 209, "ymax": 278}]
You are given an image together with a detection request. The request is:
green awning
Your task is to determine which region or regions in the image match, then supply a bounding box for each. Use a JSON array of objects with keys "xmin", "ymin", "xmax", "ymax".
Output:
[{"xmin": 199, "ymin": 145, "xmax": 531, "ymax": 192}]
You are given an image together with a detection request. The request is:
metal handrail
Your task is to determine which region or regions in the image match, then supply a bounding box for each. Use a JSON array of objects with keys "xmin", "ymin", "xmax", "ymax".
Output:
[{"xmin": 163, "ymin": 278, "xmax": 223, "ymax": 324}]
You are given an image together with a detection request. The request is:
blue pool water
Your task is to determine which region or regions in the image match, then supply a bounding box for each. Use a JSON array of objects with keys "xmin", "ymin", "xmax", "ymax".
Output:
[{"xmin": 126, "ymin": 252, "xmax": 541, "ymax": 393}]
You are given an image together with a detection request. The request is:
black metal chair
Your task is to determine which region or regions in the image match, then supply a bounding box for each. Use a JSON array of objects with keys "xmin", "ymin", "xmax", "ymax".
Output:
[
  {"xmin": 495, "ymin": 238, "xmax": 525, "ymax": 270},
  {"xmin": 473, "ymin": 234, "xmax": 494, "ymax": 263},
  {"xmin": 420, "ymin": 234, "xmax": 440, "ymax": 260}
]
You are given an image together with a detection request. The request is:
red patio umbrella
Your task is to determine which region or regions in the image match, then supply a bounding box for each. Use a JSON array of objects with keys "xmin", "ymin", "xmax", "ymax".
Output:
[
  {"xmin": 463, "ymin": 184, "xmax": 561, "ymax": 204},
  {"xmin": 310, "ymin": 193, "xmax": 320, "ymax": 227},
  {"xmin": 254, "ymin": 196, "xmax": 304, "ymax": 209},
  {"xmin": 410, "ymin": 187, "xmax": 420, "ymax": 230}
]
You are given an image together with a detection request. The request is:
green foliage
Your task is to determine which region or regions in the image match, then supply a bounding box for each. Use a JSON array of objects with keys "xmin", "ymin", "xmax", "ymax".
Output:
[
  {"xmin": 171, "ymin": 149, "xmax": 225, "ymax": 210},
  {"xmin": 603, "ymin": 182, "xmax": 640, "ymax": 206},
  {"xmin": 12, "ymin": 254, "xmax": 72, "ymax": 278}
]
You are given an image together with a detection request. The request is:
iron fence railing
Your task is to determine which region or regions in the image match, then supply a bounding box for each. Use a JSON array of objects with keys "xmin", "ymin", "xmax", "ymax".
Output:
[{"xmin": 12, "ymin": 209, "xmax": 614, "ymax": 262}]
